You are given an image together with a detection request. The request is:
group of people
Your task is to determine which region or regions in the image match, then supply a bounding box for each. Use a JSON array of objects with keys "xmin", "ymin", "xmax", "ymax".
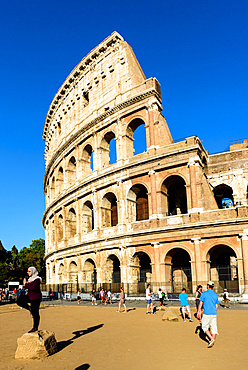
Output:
[
  {"xmin": 0, "ymin": 287, "xmax": 9, "ymax": 301},
  {"xmin": 15, "ymin": 266, "xmax": 229, "ymax": 349},
  {"xmin": 178, "ymin": 281, "xmax": 220, "ymax": 348}
]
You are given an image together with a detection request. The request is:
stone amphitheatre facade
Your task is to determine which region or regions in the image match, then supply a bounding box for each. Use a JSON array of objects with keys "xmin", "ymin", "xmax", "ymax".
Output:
[{"xmin": 43, "ymin": 32, "xmax": 248, "ymax": 295}]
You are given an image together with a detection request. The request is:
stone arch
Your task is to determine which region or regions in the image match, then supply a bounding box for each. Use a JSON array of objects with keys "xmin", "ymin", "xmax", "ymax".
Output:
[
  {"xmin": 99, "ymin": 131, "xmax": 116, "ymax": 168},
  {"xmin": 206, "ymin": 244, "xmax": 239, "ymax": 292},
  {"xmin": 50, "ymin": 176, "xmax": 55, "ymax": 199},
  {"xmin": 56, "ymin": 166, "xmax": 64, "ymax": 195},
  {"xmin": 213, "ymin": 184, "xmax": 234, "ymax": 209},
  {"xmin": 126, "ymin": 118, "xmax": 147, "ymax": 157},
  {"xmin": 164, "ymin": 248, "xmax": 192, "ymax": 293},
  {"xmin": 67, "ymin": 207, "xmax": 77, "ymax": 238},
  {"xmin": 105, "ymin": 254, "xmax": 121, "ymax": 283},
  {"xmin": 161, "ymin": 175, "xmax": 188, "ymax": 216},
  {"xmin": 57, "ymin": 214, "xmax": 63, "ymax": 242},
  {"xmin": 67, "ymin": 156, "xmax": 77, "ymax": 185},
  {"xmin": 82, "ymin": 144, "xmax": 93, "ymax": 176},
  {"xmin": 101, "ymin": 192, "xmax": 118, "ymax": 227},
  {"xmin": 130, "ymin": 251, "xmax": 152, "ymax": 284},
  {"xmin": 82, "ymin": 201, "xmax": 94, "ymax": 233},
  {"xmin": 58, "ymin": 263, "xmax": 64, "ymax": 283},
  {"xmin": 127, "ymin": 184, "xmax": 149, "ymax": 222},
  {"xmin": 68, "ymin": 261, "xmax": 78, "ymax": 283},
  {"xmin": 83, "ymin": 258, "xmax": 97, "ymax": 285}
]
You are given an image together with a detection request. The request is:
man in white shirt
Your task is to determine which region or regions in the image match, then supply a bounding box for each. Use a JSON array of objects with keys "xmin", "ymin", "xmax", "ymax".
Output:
[{"xmin": 146, "ymin": 284, "xmax": 154, "ymax": 314}]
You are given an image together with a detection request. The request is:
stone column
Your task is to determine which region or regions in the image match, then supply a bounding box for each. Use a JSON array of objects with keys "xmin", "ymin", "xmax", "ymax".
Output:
[
  {"xmin": 146, "ymin": 100, "xmax": 161, "ymax": 151},
  {"xmin": 188, "ymin": 158, "xmax": 199, "ymax": 211},
  {"xmin": 191, "ymin": 238, "xmax": 203, "ymax": 290},
  {"xmin": 151, "ymin": 242, "xmax": 161, "ymax": 290},
  {"xmin": 148, "ymin": 170, "xmax": 159, "ymax": 219},
  {"xmin": 239, "ymin": 230, "xmax": 248, "ymax": 293}
]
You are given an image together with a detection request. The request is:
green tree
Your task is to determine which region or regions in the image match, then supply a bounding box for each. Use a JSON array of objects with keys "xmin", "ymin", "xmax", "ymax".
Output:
[{"xmin": 18, "ymin": 239, "xmax": 45, "ymax": 281}]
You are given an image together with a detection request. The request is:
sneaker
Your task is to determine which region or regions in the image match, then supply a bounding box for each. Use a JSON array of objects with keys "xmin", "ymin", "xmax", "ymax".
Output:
[
  {"xmin": 123, "ymin": 311, "xmax": 127, "ymax": 313},
  {"xmin": 116, "ymin": 310, "xmax": 120, "ymax": 313},
  {"xmin": 184, "ymin": 319, "xmax": 186, "ymax": 322},
  {"xmin": 189, "ymin": 319, "xmax": 193, "ymax": 322},
  {"xmin": 208, "ymin": 339, "xmax": 215, "ymax": 348},
  {"xmin": 146, "ymin": 312, "xmax": 151, "ymax": 314}
]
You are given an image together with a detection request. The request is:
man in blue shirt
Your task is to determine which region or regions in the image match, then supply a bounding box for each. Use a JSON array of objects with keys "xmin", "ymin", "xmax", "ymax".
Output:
[
  {"xmin": 197, "ymin": 281, "xmax": 219, "ymax": 348},
  {"xmin": 179, "ymin": 288, "xmax": 193, "ymax": 322}
]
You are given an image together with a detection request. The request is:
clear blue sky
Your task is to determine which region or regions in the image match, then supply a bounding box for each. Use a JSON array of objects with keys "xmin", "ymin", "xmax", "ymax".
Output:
[{"xmin": 1, "ymin": 1, "xmax": 247, "ymax": 251}]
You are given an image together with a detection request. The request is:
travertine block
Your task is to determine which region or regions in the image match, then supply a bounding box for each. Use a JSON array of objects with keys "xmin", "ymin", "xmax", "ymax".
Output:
[{"xmin": 15, "ymin": 330, "xmax": 57, "ymax": 359}]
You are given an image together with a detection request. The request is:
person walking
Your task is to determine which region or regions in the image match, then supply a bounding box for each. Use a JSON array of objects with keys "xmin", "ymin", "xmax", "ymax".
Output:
[
  {"xmin": 17, "ymin": 266, "xmax": 42, "ymax": 333},
  {"xmin": 116, "ymin": 287, "xmax": 127, "ymax": 313},
  {"xmin": 146, "ymin": 284, "xmax": 154, "ymax": 314},
  {"xmin": 91, "ymin": 289, "xmax": 97, "ymax": 305},
  {"xmin": 179, "ymin": 288, "xmax": 193, "ymax": 322},
  {"xmin": 77, "ymin": 290, "xmax": 82, "ymax": 304},
  {"xmin": 197, "ymin": 281, "xmax": 219, "ymax": 348},
  {"xmin": 223, "ymin": 288, "xmax": 230, "ymax": 308},
  {"xmin": 158, "ymin": 288, "xmax": 165, "ymax": 307},
  {"xmin": 100, "ymin": 288, "xmax": 105, "ymax": 305}
]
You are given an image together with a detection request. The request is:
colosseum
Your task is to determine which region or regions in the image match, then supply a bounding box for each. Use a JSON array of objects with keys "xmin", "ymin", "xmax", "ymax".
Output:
[{"xmin": 42, "ymin": 31, "xmax": 248, "ymax": 296}]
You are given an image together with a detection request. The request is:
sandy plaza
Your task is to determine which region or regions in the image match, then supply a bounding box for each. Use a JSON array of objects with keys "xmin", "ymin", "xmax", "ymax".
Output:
[{"xmin": 1, "ymin": 302, "xmax": 248, "ymax": 370}]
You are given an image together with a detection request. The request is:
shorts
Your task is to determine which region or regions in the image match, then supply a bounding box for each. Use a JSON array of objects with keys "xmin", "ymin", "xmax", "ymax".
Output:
[
  {"xmin": 160, "ymin": 298, "xmax": 164, "ymax": 303},
  {"xmin": 121, "ymin": 299, "xmax": 125, "ymax": 304},
  {"xmin": 147, "ymin": 299, "xmax": 152, "ymax": 304},
  {"xmin": 92, "ymin": 297, "xmax": 96, "ymax": 301},
  {"xmin": 181, "ymin": 305, "xmax": 191, "ymax": 314},
  {"xmin": 77, "ymin": 296, "xmax": 81, "ymax": 300},
  {"xmin": 201, "ymin": 314, "xmax": 218, "ymax": 335}
]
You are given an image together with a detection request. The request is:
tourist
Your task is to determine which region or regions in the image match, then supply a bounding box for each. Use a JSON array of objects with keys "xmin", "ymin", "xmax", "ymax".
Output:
[
  {"xmin": 17, "ymin": 266, "xmax": 42, "ymax": 333},
  {"xmin": 146, "ymin": 284, "xmax": 154, "ymax": 314},
  {"xmin": 197, "ymin": 281, "xmax": 219, "ymax": 348},
  {"xmin": 178, "ymin": 288, "xmax": 193, "ymax": 322},
  {"xmin": 77, "ymin": 290, "xmax": 82, "ymax": 304},
  {"xmin": 158, "ymin": 288, "xmax": 165, "ymax": 307},
  {"xmin": 91, "ymin": 289, "xmax": 97, "ymax": 305},
  {"xmin": 223, "ymin": 288, "xmax": 230, "ymax": 309},
  {"xmin": 116, "ymin": 286, "xmax": 127, "ymax": 313},
  {"xmin": 104, "ymin": 290, "xmax": 108, "ymax": 305},
  {"xmin": 49, "ymin": 288, "xmax": 54, "ymax": 301},
  {"xmin": 195, "ymin": 285, "xmax": 203, "ymax": 322},
  {"xmin": 195, "ymin": 285, "xmax": 202, "ymax": 310},
  {"xmin": 107, "ymin": 289, "xmax": 113, "ymax": 304},
  {"xmin": 100, "ymin": 288, "xmax": 105, "ymax": 305}
]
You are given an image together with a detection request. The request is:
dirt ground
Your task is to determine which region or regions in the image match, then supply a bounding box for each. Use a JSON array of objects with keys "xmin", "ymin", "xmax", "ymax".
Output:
[{"xmin": 0, "ymin": 303, "xmax": 247, "ymax": 370}]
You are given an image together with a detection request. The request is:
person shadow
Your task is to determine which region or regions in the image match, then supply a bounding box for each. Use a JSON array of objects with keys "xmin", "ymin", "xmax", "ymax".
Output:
[
  {"xmin": 127, "ymin": 308, "xmax": 136, "ymax": 312},
  {"xmin": 195, "ymin": 325, "xmax": 209, "ymax": 343},
  {"xmin": 74, "ymin": 364, "xmax": 90, "ymax": 370},
  {"xmin": 57, "ymin": 324, "xmax": 104, "ymax": 352}
]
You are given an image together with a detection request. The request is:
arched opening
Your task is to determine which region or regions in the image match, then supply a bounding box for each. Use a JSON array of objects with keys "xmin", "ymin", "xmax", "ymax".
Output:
[
  {"xmin": 100, "ymin": 131, "xmax": 116, "ymax": 168},
  {"xmin": 56, "ymin": 166, "xmax": 64, "ymax": 195},
  {"xmin": 126, "ymin": 118, "xmax": 147, "ymax": 157},
  {"xmin": 57, "ymin": 214, "xmax": 63, "ymax": 242},
  {"xmin": 127, "ymin": 184, "xmax": 149, "ymax": 222},
  {"xmin": 68, "ymin": 156, "xmax": 77, "ymax": 185},
  {"xmin": 82, "ymin": 144, "xmax": 93, "ymax": 176},
  {"xmin": 50, "ymin": 176, "xmax": 55, "ymax": 199},
  {"xmin": 82, "ymin": 201, "xmax": 94, "ymax": 233},
  {"xmin": 68, "ymin": 261, "xmax": 78, "ymax": 283},
  {"xmin": 106, "ymin": 255, "xmax": 121, "ymax": 284},
  {"xmin": 207, "ymin": 245, "xmax": 238, "ymax": 293},
  {"xmin": 132, "ymin": 252, "xmax": 152, "ymax": 283},
  {"xmin": 214, "ymin": 184, "xmax": 234, "ymax": 209},
  {"xmin": 162, "ymin": 175, "xmax": 187, "ymax": 216},
  {"xmin": 67, "ymin": 208, "xmax": 77, "ymax": 238},
  {"xmin": 101, "ymin": 192, "xmax": 118, "ymax": 227},
  {"xmin": 83, "ymin": 259, "xmax": 97, "ymax": 286},
  {"xmin": 165, "ymin": 248, "xmax": 192, "ymax": 293},
  {"xmin": 58, "ymin": 263, "xmax": 64, "ymax": 283}
]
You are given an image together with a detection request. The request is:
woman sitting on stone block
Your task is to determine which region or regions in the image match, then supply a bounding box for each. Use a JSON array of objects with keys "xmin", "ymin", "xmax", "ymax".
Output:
[{"xmin": 17, "ymin": 266, "xmax": 42, "ymax": 333}]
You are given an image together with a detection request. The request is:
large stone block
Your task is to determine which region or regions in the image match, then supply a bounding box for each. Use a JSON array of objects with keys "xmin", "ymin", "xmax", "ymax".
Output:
[
  {"xmin": 162, "ymin": 308, "xmax": 179, "ymax": 322},
  {"xmin": 15, "ymin": 330, "xmax": 57, "ymax": 359}
]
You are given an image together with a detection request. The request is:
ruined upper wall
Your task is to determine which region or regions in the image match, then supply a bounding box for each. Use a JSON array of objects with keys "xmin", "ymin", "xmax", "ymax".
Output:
[{"xmin": 42, "ymin": 32, "xmax": 152, "ymax": 160}]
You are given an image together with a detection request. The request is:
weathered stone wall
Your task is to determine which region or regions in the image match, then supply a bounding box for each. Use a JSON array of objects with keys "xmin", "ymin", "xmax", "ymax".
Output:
[{"xmin": 43, "ymin": 32, "xmax": 248, "ymax": 294}]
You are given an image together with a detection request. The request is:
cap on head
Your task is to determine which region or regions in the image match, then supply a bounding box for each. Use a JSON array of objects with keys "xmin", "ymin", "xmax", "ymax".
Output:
[{"xmin": 207, "ymin": 280, "xmax": 214, "ymax": 287}]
